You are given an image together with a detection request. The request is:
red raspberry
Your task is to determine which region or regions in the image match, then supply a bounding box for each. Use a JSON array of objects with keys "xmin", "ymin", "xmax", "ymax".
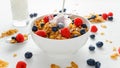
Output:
[
  {"xmin": 74, "ymin": 18, "xmax": 83, "ymax": 27},
  {"xmin": 16, "ymin": 33, "xmax": 24, "ymax": 43},
  {"xmin": 118, "ymin": 47, "xmax": 120, "ymax": 54},
  {"xmin": 35, "ymin": 30, "xmax": 47, "ymax": 37},
  {"xmin": 108, "ymin": 12, "xmax": 113, "ymax": 16},
  {"xmin": 43, "ymin": 16, "xmax": 49, "ymax": 23},
  {"xmin": 16, "ymin": 61, "xmax": 27, "ymax": 68},
  {"xmin": 102, "ymin": 13, "xmax": 108, "ymax": 20},
  {"xmin": 61, "ymin": 28, "xmax": 71, "ymax": 38},
  {"xmin": 91, "ymin": 25, "xmax": 98, "ymax": 33}
]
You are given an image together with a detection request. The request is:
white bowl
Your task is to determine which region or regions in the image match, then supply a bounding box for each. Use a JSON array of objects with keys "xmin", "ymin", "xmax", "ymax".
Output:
[{"xmin": 31, "ymin": 14, "xmax": 90, "ymax": 57}]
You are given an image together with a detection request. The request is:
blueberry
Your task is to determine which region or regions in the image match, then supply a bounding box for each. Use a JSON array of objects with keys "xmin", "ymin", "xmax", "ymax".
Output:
[
  {"xmin": 80, "ymin": 29, "xmax": 86, "ymax": 35},
  {"xmin": 11, "ymin": 36, "xmax": 16, "ymax": 40},
  {"xmin": 99, "ymin": 14, "xmax": 102, "ymax": 16},
  {"xmin": 59, "ymin": 10, "xmax": 62, "ymax": 13},
  {"xmin": 40, "ymin": 23, "xmax": 45, "ymax": 27},
  {"xmin": 108, "ymin": 16, "xmax": 113, "ymax": 21},
  {"xmin": 89, "ymin": 45, "xmax": 95, "ymax": 51},
  {"xmin": 52, "ymin": 27, "xmax": 58, "ymax": 32},
  {"xmin": 63, "ymin": 8, "xmax": 67, "ymax": 12},
  {"xmin": 96, "ymin": 41, "xmax": 103, "ymax": 48},
  {"xmin": 87, "ymin": 59, "xmax": 96, "ymax": 66},
  {"xmin": 25, "ymin": 52, "xmax": 33, "ymax": 59},
  {"xmin": 90, "ymin": 34, "xmax": 95, "ymax": 39},
  {"xmin": 57, "ymin": 22, "xmax": 65, "ymax": 29},
  {"xmin": 32, "ymin": 26, "xmax": 38, "ymax": 32},
  {"xmin": 53, "ymin": 14, "xmax": 57, "ymax": 17},
  {"xmin": 33, "ymin": 13, "xmax": 38, "ymax": 17},
  {"xmin": 95, "ymin": 61, "xmax": 101, "ymax": 68},
  {"xmin": 81, "ymin": 24, "xmax": 87, "ymax": 28},
  {"xmin": 29, "ymin": 14, "xmax": 34, "ymax": 18},
  {"xmin": 88, "ymin": 18, "xmax": 91, "ymax": 20},
  {"xmin": 91, "ymin": 15, "xmax": 96, "ymax": 19}
]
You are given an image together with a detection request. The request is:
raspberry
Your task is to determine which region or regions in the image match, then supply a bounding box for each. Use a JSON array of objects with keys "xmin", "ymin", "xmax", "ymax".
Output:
[
  {"xmin": 74, "ymin": 18, "xmax": 83, "ymax": 27},
  {"xmin": 102, "ymin": 13, "xmax": 108, "ymax": 20},
  {"xmin": 118, "ymin": 47, "xmax": 120, "ymax": 54},
  {"xmin": 16, "ymin": 61, "xmax": 27, "ymax": 68},
  {"xmin": 43, "ymin": 16, "xmax": 49, "ymax": 23},
  {"xmin": 61, "ymin": 28, "xmax": 70, "ymax": 38},
  {"xmin": 16, "ymin": 33, "xmax": 24, "ymax": 43},
  {"xmin": 35, "ymin": 30, "xmax": 47, "ymax": 37},
  {"xmin": 108, "ymin": 12, "xmax": 113, "ymax": 16},
  {"xmin": 91, "ymin": 25, "xmax": 98, "ymax": 33}
]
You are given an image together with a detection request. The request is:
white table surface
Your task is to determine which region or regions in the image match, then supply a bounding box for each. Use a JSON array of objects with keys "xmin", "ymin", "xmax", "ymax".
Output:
[{"xmin": 0, "ymin": 0, "xmax": 120, "ymax": 68}]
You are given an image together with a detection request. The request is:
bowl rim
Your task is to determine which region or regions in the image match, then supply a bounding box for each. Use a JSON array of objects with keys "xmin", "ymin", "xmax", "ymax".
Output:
[{"xmin": 31, "ymin": 13, "xmax": 91, "ymax": 41}]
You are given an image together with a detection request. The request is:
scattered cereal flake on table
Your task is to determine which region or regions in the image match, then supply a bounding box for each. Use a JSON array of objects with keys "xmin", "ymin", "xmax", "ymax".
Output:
[
  {"xmin": 0, "ymin": 29, "xmax": 18, "ymax": 38},
  {"xmin": 105, "ymin": 40, "xmax": 109, "ymax": 42},
  {"xmin": 51, "ymin": 64, "xmax": 60, "ymax": 68},
  {"xmin": 100, "ymin": 32, "xmax": 105, "ymax": 35},
  {"xmin": 66, "ymin": 61, "xmax": 78, "ymax": 68},
  {"xmin": 101, "ymin": 24, "xmax": 107, "ymax": 28},
  {"xmin": 109, "ymin": 40, "xmax": 113, "ymax": 44},
  {"xmin": 0, "ymin": 59, "xmax": 9, "ymax": 68},
  {"xmin": 110, "ymin": 53, "xmax": 119, "ymax": 60},
  {"xmin": 13, "ymin": 53, "xmax": 17, "ymax": 57},
  {"xmin": 113, "ymin": 47, "xmax": 117, "ymax": 51}
]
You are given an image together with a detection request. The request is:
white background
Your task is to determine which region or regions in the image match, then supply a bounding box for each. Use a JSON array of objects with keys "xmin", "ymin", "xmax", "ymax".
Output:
[{"xmin": 0, "ymin": 0, "xmax": 120, "ymax": 68}]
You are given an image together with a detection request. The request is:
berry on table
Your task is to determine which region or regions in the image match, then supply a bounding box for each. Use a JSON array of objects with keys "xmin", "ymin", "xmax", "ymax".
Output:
[
  {"xmin": 80, "ymin": 29, "xmax": 86, "ymax": 35},
  {"xmin": 25, "ymin": 52, "xmax": 33, "ymax": 59},
  {"xmin": 33, "ymin": 13, "xmax": 38, "ymax": 17},
  {"xmin": 52, "ymin": 27, "xmax": 58, "ymax": 32},
  {"xmin": 61, "ymin": 28, "xmax": 71, "ymax": 38},
  {"xmin": 102, "ymin": 13, "xmax": 108, "ymax": 20},
  {"xmin": 91, "ymin": 25, "xmax": 98, "ymax": 33},
  {"xmin": 53, "ymin": 14, "xmax": 57, "ymax": 17},
  {"xmin": 43, "ymin": 16, "xmax": 49, "ymax": 23},
  {"xmin": 87, "ymin": 58, "xmax": 96, "ymax": 66},
  {"xmin": 95, "ymin": 61, "xmax": 101, "ymax": 68},
  {"xmin": 63, "ymin": 8, "xmax": 67, "ymax": 12},
  {"xmin": 16, "ymin": 61, "xmax": 27, "ymax": 68},
  {"xmin": 90, "ymin": 34, "xmax": 95, "ymax": 39},
  {"xmin": 16, "ymin": 33, "xmax": 24, "ymax": 43},
  {"xmin": 29, "ymin": 14, "xmax": 34, "ymax": 18},
  {"xmin": 96, "ymin": 41, "xmax": 104, "ymax": 48},
  {"xmin": 108, "ymin": 16, "xmax": 113, "ymax": 21},
  {"xmin": 89, "ymin": 45, "xmax": 95, "ymax": 51},
  {"xmin": 74, "ymin": 18, "xmax": 83, "ymax": 27},
  {"xmin": 11, "ymin": 36, "xmax": 16, "ymax": 40},
  {"xmin": 108, "ymin": 12, "xmax": 113, "ymax": 16},
  {"xmin": 35, "ymin": 30, "xmax": 47, "ymax": 37},
  {"xmin": 32, "ymin": 26, "xmax": 38, "ymax": 32}
]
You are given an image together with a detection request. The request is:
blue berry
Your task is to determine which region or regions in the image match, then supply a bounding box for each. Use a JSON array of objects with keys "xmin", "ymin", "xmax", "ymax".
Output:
[
  {"xmin": 81, "ymin": 24, "xmax": 87, "ymax": 28},
  {"xmin": 63, "ymin": 8, "xmax": 67, "ymax": 12},
  {"xmin": 96, "ymin": 41, "xmax": 104, "ymax": 48},
  {"xmin": 57, "ymin": 22, "xmax": 65, "ymax": 29},
  {"xmin": 32, "ymin": 26, "xmax": 38, "ymax": 32},
  {"xmin": 52, "ymin": 27, "xmax": 58, "ymax": 32},
  {"xmin": 33, "ymin": 13, "xmax": 38, "ymax": 17},
  {"xmin": 80, "ymin": 29, "xmax": 86, "ymax": 35},
  {"xmin": 59, "ymin": 10, "xmax": 62, "ymax": 13},
  {"xmin": 108, "ymin": 16, "xmax": 113, "ymax": 21},
  {"xmin": 90, "ymin": 34, "xmax": 95, "ymax": 39},
  {"xmin": 87, "ymin": 59, "xmax": 96, "ymax": 66},
  {"xmin": 99, "ymin": 14, "xmax": 102, "ymax": 16},
  {"xmin": 30, "ymin": 14, "xmax": 34, "ymax": 18},
  {"xmin": 91, "ymin": 15, "xmax": 96, "ymax": 19},
  {"xmin": 95, "ymin": 61, "xmax": 101, "ymax": 68},
  {"xmin": 11, "ymin": 36, "xmax": 16, "ymax": 40},
  {"xmin": 88, "ymin": 18, "xmax": 91, "ymax": 20},
  {"xmin": 89, "ymin": 45, "xmax": 95, "ymax": 51},
  {"xmin": 40, "ymin": 23, "xmax": 45, "ymax": 27},
  {"xmin": 25, "ymin": 52, "xmax": 33, "ymax": 59},
  {"xmin": 53, "ymin": 14, "xmax": 57, "ymax": 17}
]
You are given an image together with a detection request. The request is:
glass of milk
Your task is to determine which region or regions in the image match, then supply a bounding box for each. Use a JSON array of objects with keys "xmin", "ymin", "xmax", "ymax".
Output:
[{"xmin": 10, "ymin": 0, "xmax": 29, "ymax": 27}]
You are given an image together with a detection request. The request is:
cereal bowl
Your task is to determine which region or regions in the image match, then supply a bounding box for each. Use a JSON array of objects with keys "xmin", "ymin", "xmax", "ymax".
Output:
[{"xmin": 31, "ymin": 14, "xmax": 90, "ymax": 56}]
